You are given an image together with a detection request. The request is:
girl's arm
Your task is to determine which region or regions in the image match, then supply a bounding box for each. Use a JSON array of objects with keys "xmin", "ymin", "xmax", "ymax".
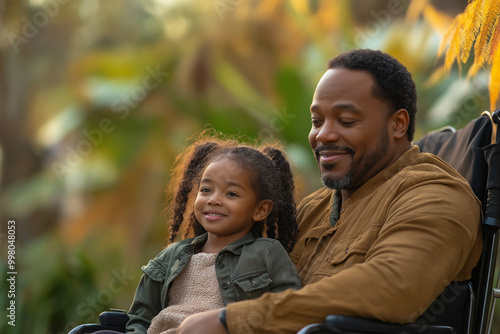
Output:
[
  {"xmin": 125, "ymin": 272, "xmax": 164, "ymax": 333},
  {"xmin": 265, "ymin": 240, "xmax": 302, "ymax": 292}
]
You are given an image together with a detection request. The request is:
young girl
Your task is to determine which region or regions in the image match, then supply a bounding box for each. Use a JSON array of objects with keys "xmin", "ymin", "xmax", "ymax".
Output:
[{"xmin": 96, "ymin": 136, "xmax": 301, "ymax": 334}]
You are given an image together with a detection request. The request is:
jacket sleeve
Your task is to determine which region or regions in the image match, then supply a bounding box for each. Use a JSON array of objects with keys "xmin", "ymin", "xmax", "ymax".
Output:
[
  {"xmin": 265, "ymin": 240, "xmax": 302, "ymax": 292},
  {"xmin": 225, "ymin": 181, "xmax": 482, "ymax": 334},
  {"xmin": 126, "ymin": 255, "xmax": 168, "ymax": 333}
]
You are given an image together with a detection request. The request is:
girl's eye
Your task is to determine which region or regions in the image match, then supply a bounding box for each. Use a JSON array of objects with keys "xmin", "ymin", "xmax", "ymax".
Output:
[
  {"xmin": 227, "ymin": 191, "xmax": 239, "ymax": 197},
  {"xmin": 200, "ymin": 187, "xmax": 211, "ymax": 193}
]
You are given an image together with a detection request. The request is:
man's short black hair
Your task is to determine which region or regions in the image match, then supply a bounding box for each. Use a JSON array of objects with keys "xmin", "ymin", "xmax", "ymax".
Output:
[{"xmin": 327, "ymin": 49, "xmax": 417, "ymax": 141}]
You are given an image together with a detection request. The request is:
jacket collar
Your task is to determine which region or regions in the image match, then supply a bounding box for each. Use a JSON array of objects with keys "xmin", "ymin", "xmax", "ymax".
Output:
[
  {"xmin": 343, "ymin": 146, "xmax": 420, "ymax": 208},
  {"xmin": 189, "ymin": 232, "xmax": 257, "ymax": 255}
]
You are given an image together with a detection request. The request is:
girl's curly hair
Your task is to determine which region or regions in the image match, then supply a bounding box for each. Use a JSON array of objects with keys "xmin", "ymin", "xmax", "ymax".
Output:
[{"xmin": 164, "ymin": 132, "xmax": 298, "ymax": 252}]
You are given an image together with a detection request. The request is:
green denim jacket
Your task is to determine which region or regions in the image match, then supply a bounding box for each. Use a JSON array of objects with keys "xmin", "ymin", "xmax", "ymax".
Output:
[{"xmin": 125, "ymin": 233, "xmax": 302, "ymax": 333}]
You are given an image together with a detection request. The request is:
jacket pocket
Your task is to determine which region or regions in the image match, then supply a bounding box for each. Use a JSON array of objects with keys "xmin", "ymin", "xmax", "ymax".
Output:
[
  {"xmin": 232, "ymin": 272, "xmax": 272, "ymax": 301},
  {"xmin": 142, "ymin": 259, "xmax": 167, "ymax": 282},
  {"xmin": 328, "ymin": 224, "xmax": 380, "ymax": 267}
]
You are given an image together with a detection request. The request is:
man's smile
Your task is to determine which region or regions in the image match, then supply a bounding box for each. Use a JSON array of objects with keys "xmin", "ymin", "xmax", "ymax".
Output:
[
  {"xmin": 315, "ymin": 145, "xmax": 355, "ymax": 164},
  {"xmin": 318, "ymin": 151, "xmax": 350, "ymax": 163}
]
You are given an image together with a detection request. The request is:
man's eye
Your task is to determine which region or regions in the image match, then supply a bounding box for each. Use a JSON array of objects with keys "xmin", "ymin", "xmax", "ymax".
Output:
[
  {"xmin": 311, "ymin": 119, "xmax": 322, "ymax": 127},
  {"xmin": 339, "ymin": 119, "xmax": 356, "ymax": 125}
]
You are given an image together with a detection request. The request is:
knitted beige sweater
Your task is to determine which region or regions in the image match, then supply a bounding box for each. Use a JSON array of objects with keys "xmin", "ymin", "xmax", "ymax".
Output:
[{"xmin": 147, "ymin": 252, "xmax": 225, "ymax": 334}]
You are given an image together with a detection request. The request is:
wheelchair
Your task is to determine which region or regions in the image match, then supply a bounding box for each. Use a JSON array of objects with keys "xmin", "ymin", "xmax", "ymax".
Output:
[{"xmin": 69, "ymin": 109, "xmax": 500, "ymax": 334}]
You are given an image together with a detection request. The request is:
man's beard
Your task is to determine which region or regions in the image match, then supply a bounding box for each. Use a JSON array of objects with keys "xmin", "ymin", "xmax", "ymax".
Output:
[{"xmin": 318, "ymin": 126, "xmax": 389, "ymax": 190}]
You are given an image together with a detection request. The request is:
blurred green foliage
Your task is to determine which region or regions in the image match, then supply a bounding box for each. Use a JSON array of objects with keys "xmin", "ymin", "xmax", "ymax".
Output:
[{"xmin": 0, "ymin": 0, "xmax": 495, "ymax": 333}]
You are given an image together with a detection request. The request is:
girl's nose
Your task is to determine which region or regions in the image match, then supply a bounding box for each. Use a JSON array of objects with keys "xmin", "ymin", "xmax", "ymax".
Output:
[{"xmin": 207, "ymin": 194, "xmax": 222, "ymax": 206}]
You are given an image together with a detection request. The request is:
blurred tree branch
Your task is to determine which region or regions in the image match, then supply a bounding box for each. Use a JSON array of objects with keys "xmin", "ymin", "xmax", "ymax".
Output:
[{"xmin": 0, "ymin": 0, "xmax": 53, "ymax": 242}]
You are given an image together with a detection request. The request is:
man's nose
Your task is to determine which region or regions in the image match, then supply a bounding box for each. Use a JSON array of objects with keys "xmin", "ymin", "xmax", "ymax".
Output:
[{"xmin": 315, "ymin": 120, "xmax": 340, "ymax": 144}]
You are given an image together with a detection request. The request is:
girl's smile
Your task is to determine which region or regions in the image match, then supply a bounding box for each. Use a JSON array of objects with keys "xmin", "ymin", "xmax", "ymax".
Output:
[{"xmin": 203, "ymin": 210, "xmax": 226, "ymax": 221}]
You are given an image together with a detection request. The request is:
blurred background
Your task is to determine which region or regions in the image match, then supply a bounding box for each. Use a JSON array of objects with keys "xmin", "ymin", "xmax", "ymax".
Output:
[{"xmin": 0, "ymin": 0, "xmax": 496, "ymax": 333}]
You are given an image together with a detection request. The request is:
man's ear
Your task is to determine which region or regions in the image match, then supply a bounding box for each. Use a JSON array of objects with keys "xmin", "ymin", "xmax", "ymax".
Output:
[
  {"xmin": 390, "ymin": 108, "xmax": 410, "ymax": 140},
  {"xmin": 253, "ymin": 200, "xmax": 273, "ymax": 222}
]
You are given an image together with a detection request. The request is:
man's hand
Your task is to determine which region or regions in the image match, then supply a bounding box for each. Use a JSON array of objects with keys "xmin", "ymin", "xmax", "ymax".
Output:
[{"xmin": 177, "ymin": 308, "xmax": 228, "ymax": 334}]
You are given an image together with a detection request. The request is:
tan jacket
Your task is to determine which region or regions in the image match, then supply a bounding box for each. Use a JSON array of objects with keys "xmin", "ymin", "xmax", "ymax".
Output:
[{"xmin": 226, "ymin": 146, "xmax": 483, "ymax": 334}]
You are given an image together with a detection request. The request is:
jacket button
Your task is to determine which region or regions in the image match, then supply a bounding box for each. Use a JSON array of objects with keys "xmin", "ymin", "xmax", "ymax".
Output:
[
  {"xmin": 251, "ymin": 279, "xmax": 256, "ymax": 287},
  {"xmin": 222, "ymin": 282, "xmax": 230, "ymax": 290},
  {"xmin": 218, "ymin": 262, "xmax": 225, "ymax": 269}
]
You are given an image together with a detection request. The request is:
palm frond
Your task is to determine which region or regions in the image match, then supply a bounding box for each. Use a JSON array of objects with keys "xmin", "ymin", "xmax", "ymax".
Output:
[
  {"xmin": 489, "ymin": 43, "xmax": 500, "ymax": 110},
  {"xmin": 424, "ymin": 0, "xmax": 500, "ymax": 110},
  {"xmin": 424, "ymin": 65, "xmax": 449, "ymax": 87},
  {"xmin": 423, "ymin": 5, "xmax": 454, "ymax": 35},
  {"xmin": 460, "ymin": 0, "xmax": 484, "ymax": 63},
  {"xmin": 405, "ymin": 0, "xmax": 431, "ymax": 23},
  {"xmin": 487, "ymin": 17, "xmax": 500, "ymax": 60},
  {"xmin": 438, "ymin": 14, "xmax": 460, "ymax": 57},
  {"xmin": 470, "ymin": 0, "xmax": 500, "ymax": 75},
  {"xmin": 444, "ymin": 14, "xmax": 465, "ymax": 71},
  {"xmin": 467, "ymin": 59, "xmax": 484, "ymax": 78},
  {"xmin": 459, "ymin": 0, "xmax": 484, "ymax": 63}
]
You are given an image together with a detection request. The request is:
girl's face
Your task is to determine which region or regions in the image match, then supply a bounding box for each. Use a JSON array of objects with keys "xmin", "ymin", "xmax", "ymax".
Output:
[{"xmin": 194, "ymin": 157, "xmax": 272, "ymax": 245}]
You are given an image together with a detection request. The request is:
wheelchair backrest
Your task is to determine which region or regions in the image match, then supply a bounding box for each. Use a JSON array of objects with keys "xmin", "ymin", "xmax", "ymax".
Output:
[{"xmin": 415, "ymin": 110, "xmax": 500, "ymax": 334}]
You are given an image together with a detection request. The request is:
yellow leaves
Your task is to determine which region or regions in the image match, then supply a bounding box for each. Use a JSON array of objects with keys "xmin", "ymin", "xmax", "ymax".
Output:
[
  {"xmin": 490, "ymin": 42, "xmax": 500, "ymax": 110},
  {"xmin": 487, "ymin": 19, "xmax": 500, "ymax": 110},
  {"xmin": 255, "ymin": 0, "xmax": 282, "ymax": 18},
  {"xmin": 488, "ymin": 16, "xmax": 500, "ymax": 59},
  {"xmin": 460, "ymin": 0, "xmax": 483, "ymax": 63},
  {"xmin": 407, "ymin": 0, "xmax": 454, "ymax": 35},
  {"xmin": 413, "ymin": 0, "xmax": 500, "ymax": 111},
  {"xmin": 406, "ymin": 0, "xmax": 431, "ymax": 24},
  {"xmin": 289, "ymin": 0, "xmax": 310, "ymax": 16},
  {"xmin": 315, "ymin": 0, "xmax": 344, "ymax": 31},
  {"xmin": 472, "ymin": 0, "xmax": 499, "ymax": 71},
  {"xmin": 443, "ymin": 12, "xmax": 466, "ymax": 72},
  {"xmin": 422, "ymin": 5, "xmax": 454, "ymax": 35}
]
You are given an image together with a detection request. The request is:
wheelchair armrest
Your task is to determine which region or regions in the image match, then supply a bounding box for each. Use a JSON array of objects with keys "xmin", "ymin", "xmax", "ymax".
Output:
[
  {"xmin": 99, "ymin": 309, "xmax": 129, "ymax": 327},
  {"xmin": 297, "ymin": 323, "xmax": 333, "ymax": 334},
  {"xmin": 325, "ymin": 315, "xmax": 455, "ymax": 334},
  {"xmin": 67, "ymin": 310, "xmax": 129, "ymax": 334},
  {"xmin": 68, "ymin": 324, "xmax": 110, "ymax": 334},
  {"xmin": 297, "ymin": 315, "xmax": 456, "ymax": 334}
]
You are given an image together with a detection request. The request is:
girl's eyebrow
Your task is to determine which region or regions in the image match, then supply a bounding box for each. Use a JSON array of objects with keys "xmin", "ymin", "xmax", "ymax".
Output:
[{"xmin": 200, "ymin": 178, "xmax": 246, "ymax": 190}]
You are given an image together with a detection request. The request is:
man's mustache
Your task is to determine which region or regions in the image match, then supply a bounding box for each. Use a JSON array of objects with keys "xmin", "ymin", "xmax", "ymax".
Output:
[{"xmin": 314, "ymin": 145, "xmax": 355, "ymax": 158}]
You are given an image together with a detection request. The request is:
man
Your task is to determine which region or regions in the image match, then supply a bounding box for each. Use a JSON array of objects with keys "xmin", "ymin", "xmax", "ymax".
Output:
[{"xmin": 177, "ymin": 49, "xmax": 483, "ymax": 334}]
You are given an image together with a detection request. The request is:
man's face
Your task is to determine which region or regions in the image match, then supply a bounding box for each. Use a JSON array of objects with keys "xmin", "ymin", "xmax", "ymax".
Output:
[{"xmin": 308, "ymin": 68, "xmax": 395, "ymax": 192}]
